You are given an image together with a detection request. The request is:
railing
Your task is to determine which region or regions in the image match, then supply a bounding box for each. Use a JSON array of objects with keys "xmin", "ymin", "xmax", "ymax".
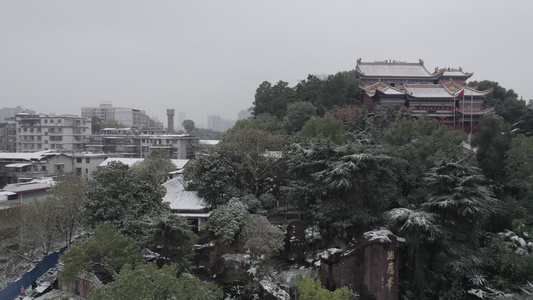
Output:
[{"xmin": 0, "ymin": 246, "xmax": 68, "ymax": 300}]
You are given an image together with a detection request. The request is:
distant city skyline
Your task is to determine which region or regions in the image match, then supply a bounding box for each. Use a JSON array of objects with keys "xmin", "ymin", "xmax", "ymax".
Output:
[{"xmin": 1, "ymin": 1, "xmax": 532, "ymax": 127}]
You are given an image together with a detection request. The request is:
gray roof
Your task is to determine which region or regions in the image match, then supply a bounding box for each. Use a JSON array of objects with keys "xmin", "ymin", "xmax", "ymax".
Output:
[{"xmin": 359, "ymin": 64, "xmax": 432, "ymax": 77}]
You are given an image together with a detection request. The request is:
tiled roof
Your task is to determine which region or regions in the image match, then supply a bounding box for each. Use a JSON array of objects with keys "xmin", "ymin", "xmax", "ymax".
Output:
[
  {"xmin": 99, "ymin": 158, "xmax": 188, "ymax": 170},
  {"xmin": 405, "ymin": 85, "xmax": 454, "ymax": 98},
  {"xmin": 356, "ymin": 59, "xmax": 435, "ymax": 78},
  {"xmin": 1, "ymin": 177, "xmax": 54, "ymax": 193},
  {"xmin": 99, "ymin": 158, "xmax": 143, "ymax": 167},
  {"xmin": 162, "ymin": 177, "xmax": 208, "ymax": 212},
  {"xmin": 363, "ymin": 82, "xmax": 493, "ymax": 99},
  {"xmin": 0, "ymin": 150, "xmax": 60, "ymax": 161}
]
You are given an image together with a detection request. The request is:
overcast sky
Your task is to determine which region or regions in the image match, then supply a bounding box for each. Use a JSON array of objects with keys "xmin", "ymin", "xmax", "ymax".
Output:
[{"xmin": 1, "ymin": 1, "xmax": 532, "ymax": 127}]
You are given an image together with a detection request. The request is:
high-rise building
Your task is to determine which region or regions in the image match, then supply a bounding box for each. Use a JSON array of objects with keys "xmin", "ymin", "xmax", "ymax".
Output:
[
  {"xmin": 207, "ymin": 114, "xmax": 235, "ymax": 132},
  {"xmin": 177, "ymin": 111, "xmax": 186, "ymax": 131},
  {"xmin": 81, "ymin": 102, "xmax": 161, "ymax": 129}
]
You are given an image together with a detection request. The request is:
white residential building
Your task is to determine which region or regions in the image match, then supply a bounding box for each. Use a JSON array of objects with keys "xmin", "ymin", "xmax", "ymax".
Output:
[{"xmin": 15, "ymin": 114, "xmax": 91, "ymax": 153}]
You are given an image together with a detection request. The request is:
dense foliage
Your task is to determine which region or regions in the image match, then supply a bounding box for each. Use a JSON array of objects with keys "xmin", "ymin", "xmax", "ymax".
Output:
[
  {"xmin": 87, "ymin": 262, "xmax": 223, "ymax": 300},
  {"xmin": 83, "ymin": 161, "xmax": 168, "ymax": 234},
  {"xmin": 6, "ymin": 69, "xmax": 532, "ymax": 299}
]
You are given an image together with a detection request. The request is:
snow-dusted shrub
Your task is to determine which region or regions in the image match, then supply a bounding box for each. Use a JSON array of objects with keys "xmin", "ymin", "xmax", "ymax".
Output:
[
  {"xmin": 259, "ymin": 193, "xmax": 277, "ymax": 210},
  {"xmin": 304, "ymin": 225, "xmax": 322, "ymax": 244},
  {"xmin": 240, "ymin": 214, "xmax": 285, "ymax": 258},
  {"xmin": 240, "ymin": 194, "xmax": 262, "ymax": 213},
  {"xmin": 206, "ymin": 199, "xmax": 249, "ymax": 244}
]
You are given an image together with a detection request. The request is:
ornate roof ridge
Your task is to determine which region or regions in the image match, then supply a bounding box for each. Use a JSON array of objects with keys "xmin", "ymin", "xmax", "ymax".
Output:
[
  {"xmin": 436, "ymin": 66, "xmax": 473, "ymax": 76},
  {"xmin": 357, "ymin": 58, "xmax": 424, "ymax": 65}
]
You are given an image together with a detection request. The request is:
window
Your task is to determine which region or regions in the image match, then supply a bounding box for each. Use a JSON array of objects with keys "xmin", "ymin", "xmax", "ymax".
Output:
[
  {"xmin": 76, "ymin": 158, "xmax": 82, "ymax": 163},
  {"xmin": 85, "ymin": 168, "xmax": 88, "ymax": 174},
  {"xmin": 86, "ymin": 158, "xmax": 90, "ymax": 163}
]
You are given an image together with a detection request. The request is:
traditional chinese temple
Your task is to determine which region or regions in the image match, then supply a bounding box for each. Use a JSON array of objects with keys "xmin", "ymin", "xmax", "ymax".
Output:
[{"xmin": 356, "ymin": 59, "xmax": 493, "ymax": 132}]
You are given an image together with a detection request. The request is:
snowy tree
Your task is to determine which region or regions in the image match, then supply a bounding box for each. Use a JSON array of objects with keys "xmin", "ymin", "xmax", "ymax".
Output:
[
  {"xmin": 88, "ymin": 262, "xmax": 223, "ymax": 300},
  {"xmin": 60, "ymin": 223, "xmax": 143, "ymax": 282},
  {"xmin": 83, "ymin": 161, "xmax": 168, "ymax": 234},
  {"xmin": 386, "ymin": 208, "xmax": 441, "ymax": 299},
  {"xmin": 19, "ymin": 199, "xmax": 62, "ymax": 256},
  {"xmin": 505, "ymin": 134, "xmax": 533, "ymax": 192},
  {"xmin": 132, "ymin": 149, "xmax": 176, "ymax": 183},
  {"xmin": 421, "ymin": 156, "xmax": 496, "ymax": 297},
  {"xmin": 297, "ymin": 277, "xmax": 352, "ymax": 300},
  {"xmin": 239, "ymin": 214, "xmax": 285, "ymax": 258},
  {"xmin": 149, "ymin": 213, "xmax": 198, "ymax": 274},
  {"xmin": 383, "ymin": 114, "xmax": 466, "ymax": 199},
  {"xmin": 218, "ymin": 126, "xmax": 288, "ymax": 197},
  {"xmin": 283, "ymin": 101, "xmax": 316, "ymax": 133},
  {"xmin": 183, "ymin": 150, "xmax": 242, "ymax": 207},
  {"xmin": 49, "ymin": 172, "xmax": 86, "ymax": 246},
  {"xmin": 206, "ymin": 199, "xmax": 249, "ymax": 244},
  {"xmin": 300, "ymin": 115, "xmax": 347, "ymax": 144},
  {"xmin": 284, "ymin": 138, "xmax": 395, "ymax": 236}
]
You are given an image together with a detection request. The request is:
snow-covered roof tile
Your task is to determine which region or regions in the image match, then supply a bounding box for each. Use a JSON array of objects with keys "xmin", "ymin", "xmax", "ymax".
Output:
[
  {"xmin": 1, "ymin": 177, "xmax": 54, "ymax": 193},
  {"xmin": 99, "ymin": 158, "xmax": 143, "ymax": 167},
  {"xmin": 162, "ymin": 177, "xmax": 207, "ymax": 211},
  {"xmin": 358, "ymin": 63, "xmax": 433, "ymax": 77}
]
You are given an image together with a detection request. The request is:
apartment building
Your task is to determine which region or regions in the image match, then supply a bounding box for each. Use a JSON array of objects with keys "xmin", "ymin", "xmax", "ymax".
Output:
[
  {"xmin": 15, "ymin": 114, "xmax": 91, "ymax": 152},
  {"xmin": 81, "ymin": 102, "xmax": 162, "ymax": 129}
]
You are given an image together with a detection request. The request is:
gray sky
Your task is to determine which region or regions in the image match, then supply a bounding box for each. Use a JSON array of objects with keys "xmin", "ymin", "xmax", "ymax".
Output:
[{"xmin": 1, "ymin": 0, "xmax": 532, "ymax": 126}]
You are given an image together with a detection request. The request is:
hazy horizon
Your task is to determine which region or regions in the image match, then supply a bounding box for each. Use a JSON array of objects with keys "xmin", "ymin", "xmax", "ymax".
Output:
[{"xmin": 2, "ymin": 1, "xmax": 532, "ymax": 126}]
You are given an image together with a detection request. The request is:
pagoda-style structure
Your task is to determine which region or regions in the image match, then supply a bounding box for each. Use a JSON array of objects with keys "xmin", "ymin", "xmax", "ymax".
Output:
[{"xmin": 356, "ymin": 59, "xmax": 493, "ymax": 133}]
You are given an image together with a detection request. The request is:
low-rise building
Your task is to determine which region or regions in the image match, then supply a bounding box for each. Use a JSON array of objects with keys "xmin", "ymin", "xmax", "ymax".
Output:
[
  {"xmin": 162, "ymin": 177, "xmax": 210, "ymax": 233},
  {"xmin": 0, "ymin": 178, "xmax": 54, "ymax": 209}
]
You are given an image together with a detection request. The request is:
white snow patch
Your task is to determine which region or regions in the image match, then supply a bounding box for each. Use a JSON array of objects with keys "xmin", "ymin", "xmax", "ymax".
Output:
[
  {"xmin": 364, "ymin": 229, "xmax": 394, "ymax": 243},
  {"xmin": 222, "ymin": 253, "xmax": 246, "ymax": 263},
  {"xmin": 194, "ymin": 243, "xmax": 215, "ymax": 250},
  {"xmin": 259, "ymin": 280, "xmax": 290, "ymax": 300},
  {"xmin": 318, "ymin": 248, "xmax": 343, "ymax": 259}
]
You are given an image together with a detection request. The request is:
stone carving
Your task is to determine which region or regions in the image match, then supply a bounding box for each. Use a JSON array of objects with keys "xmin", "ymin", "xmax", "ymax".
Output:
[{"xmin": 320, "ymin": 229, "xmax": 399, "ymax": 300}]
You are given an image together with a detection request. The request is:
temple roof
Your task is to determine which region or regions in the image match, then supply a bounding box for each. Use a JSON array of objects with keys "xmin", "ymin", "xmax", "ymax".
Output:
[
  {"xmin": 356, "ymin": 59, "xmax": 438, "ymax": 78},
  {"xmin": 437, "ymin": 67, "xmax": 473, "ymax": 77},
  {"xmin": 405, "ymin": 85, "xmax": 454, "ymax": 98},
  {"xmin": 362, "ymin": 82, "xmax": 493, "ymax": 99}
]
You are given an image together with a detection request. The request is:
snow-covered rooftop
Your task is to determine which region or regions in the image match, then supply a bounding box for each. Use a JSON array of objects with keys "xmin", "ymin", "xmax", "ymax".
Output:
[
  {"xmin": 99, "ymin": 158, "xmax": 188, "ymax": 170},
  {"xmin": 358, "ymin": 62, "xmax": 434, "ymax": 77},
  {"xmin": 405, "ymin": 86, "xmax": 453, "ymax": 98},
  {"xmin": 1, "ymin": 177, "xmax": 54, "ymax": 193},
  {"xmin": 363, "ymin": 228, "xmax": 395, "ymax": 243},
  {"xmin": 99, "ymin": 158, "xmax": 143, "ymax": 167},
  {"xmin": 162, "ymin": 177, "xmax": 208, "ymax": 212},
  {"xmin": 0, "ymin": 150, "xmax": 60, "ymax": 161},
  {"xmin": 199, "ymin": 140, "xmax": 220, "ymax": 145}
]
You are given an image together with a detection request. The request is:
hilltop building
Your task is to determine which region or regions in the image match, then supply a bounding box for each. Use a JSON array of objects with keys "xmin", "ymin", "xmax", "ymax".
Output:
[{"xmin": 356, "ymin": 59, "xmax": 493, "ymax": 132}]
